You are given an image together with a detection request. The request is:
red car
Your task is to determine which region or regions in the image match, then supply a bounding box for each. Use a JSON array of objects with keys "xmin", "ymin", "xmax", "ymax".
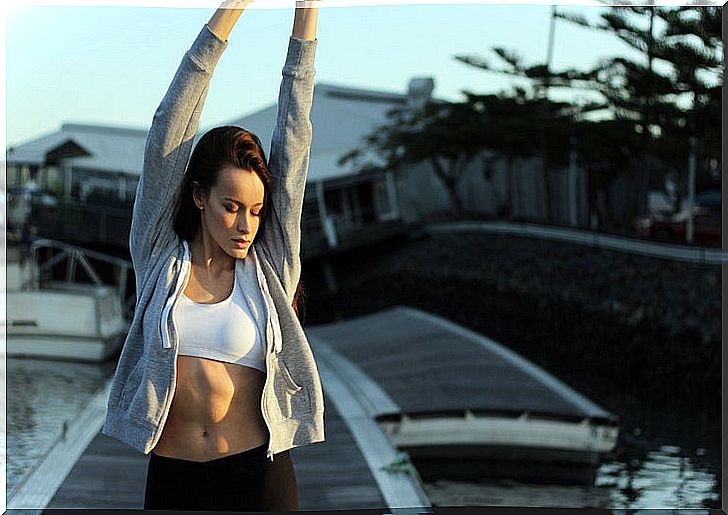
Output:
[{"xmin": 634, "ymin": 189, "xmax": 721, "ymax": 245}]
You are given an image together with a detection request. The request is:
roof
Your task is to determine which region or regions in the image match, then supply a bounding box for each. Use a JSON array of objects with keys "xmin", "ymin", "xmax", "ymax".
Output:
[
  {"xmin": 7, "ymin": 123, "xmax": 147, "ymax": 175},
  {"xmin": 211, "ymin": 81, "xmax": 443, "ymax": 183},
  {"xmin": 8, "ymin": 79, "xmax": 443, "ymax": 183}
]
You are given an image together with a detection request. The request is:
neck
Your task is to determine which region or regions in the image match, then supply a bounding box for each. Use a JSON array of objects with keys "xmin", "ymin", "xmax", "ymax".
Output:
[{"xmin": 189, "ymin": 232, "xmax": 236, "ymax": 276}]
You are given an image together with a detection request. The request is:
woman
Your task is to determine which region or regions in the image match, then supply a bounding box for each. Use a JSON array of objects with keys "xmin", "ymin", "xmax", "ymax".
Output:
[{"xmin": 101, "ymin": 0, "xmax": 325, "ymax": 511}]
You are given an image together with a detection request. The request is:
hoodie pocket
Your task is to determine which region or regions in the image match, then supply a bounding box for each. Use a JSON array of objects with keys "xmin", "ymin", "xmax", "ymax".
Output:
[{"xmin": 274, "ymin": 358, "xmax": 311, "ymax": 419}]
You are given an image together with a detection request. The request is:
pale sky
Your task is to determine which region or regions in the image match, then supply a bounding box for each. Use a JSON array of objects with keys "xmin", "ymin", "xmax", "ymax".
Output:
[{"xmin": 6, "ymin": 3, "xmax": 667, "ymax": 148}]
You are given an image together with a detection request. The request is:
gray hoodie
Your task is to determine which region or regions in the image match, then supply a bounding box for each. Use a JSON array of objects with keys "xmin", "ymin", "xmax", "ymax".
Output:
[{"xmin": 101, "ymin": 23, "xmax": 325, "ymax": 462}]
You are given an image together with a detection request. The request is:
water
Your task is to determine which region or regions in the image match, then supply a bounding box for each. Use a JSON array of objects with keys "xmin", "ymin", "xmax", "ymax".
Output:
[
  {"xmin": 6, "ymin": 357, "xmax": 113, "ymax": 497},
  {"xmin": 421, "ymin": 444, "xmax": 721, "ymax": 508}
]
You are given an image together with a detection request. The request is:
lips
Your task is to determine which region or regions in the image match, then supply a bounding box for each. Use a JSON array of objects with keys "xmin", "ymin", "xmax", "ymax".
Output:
[{"xmin": 233, "ymin": 238, "xmax": 251, "ymax": 247}]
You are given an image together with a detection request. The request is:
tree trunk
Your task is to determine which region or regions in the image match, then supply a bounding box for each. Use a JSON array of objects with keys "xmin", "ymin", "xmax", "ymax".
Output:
[{"xmin": 430, "ymin": 157, "xmax": 465, "ymax": 217}]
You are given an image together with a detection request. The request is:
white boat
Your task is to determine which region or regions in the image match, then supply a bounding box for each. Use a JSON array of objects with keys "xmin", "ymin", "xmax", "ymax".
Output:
[
  {"xmin": 6, "ymin": 240, "xmax": 130, "ymax": 363},
  {"xmin": 379, "ymin": 409, "xmax": 619, "ymax": 485}
]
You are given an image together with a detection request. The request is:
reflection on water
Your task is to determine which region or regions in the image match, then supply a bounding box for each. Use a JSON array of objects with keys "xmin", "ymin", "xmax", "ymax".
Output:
[
  {"xmin": 6, "ymin": 357, "xmax": 112, "ymax": 495},
  {"xmin": 422, "ymin": 445, "xmax": 720, "ymax": 509}
]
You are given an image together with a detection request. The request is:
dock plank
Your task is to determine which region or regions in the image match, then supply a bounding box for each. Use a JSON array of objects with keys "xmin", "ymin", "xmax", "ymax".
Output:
[
  {"xmin": 42, "ymin": 402, "xmax": 387, "ymax": 511},
  {"xmin": 307, "ymin": 306, "xmax": 615, "ymax": 420}
]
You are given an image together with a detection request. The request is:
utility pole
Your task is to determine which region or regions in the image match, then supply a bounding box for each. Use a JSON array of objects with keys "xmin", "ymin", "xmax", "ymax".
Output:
[
  {"xmin": 686, "ymin": 136, "xmax": 696, "ymax": 242},
  {"xmin": 541, "ymin": 5, "xmax": 558, "ymax": 223}
]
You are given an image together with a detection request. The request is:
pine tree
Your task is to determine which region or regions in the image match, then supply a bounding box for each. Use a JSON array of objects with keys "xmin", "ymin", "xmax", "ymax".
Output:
[
  {"xmin": 551, "ymin": 4, "xmax": 722, "ymax": 222},
  {"xmin": 649, "ymin": 6, "xmax": 723, "ymax": 209}
]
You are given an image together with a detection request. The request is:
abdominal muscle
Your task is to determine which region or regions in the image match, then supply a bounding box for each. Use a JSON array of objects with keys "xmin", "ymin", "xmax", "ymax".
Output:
[{"xmin": 151, "ymin": 355, "xmax": 269, "ymax": 462}]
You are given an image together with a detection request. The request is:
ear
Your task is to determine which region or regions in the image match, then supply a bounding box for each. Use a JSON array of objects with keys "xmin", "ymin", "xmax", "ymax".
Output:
[{"xmin": 191, "ymin": 181, "xmax": 208, "ymax": 209}]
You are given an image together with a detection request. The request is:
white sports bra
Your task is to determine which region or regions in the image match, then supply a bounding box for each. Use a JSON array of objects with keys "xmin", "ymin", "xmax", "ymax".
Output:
[{"xmin": 174, "ymin": 257, "xmax": 267, "ymax": 374}]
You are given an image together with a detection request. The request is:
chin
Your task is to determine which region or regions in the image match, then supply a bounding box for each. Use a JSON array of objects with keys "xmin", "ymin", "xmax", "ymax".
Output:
[{"xmin": 223, "ymin": 246, "xmax": 247, "ymax": 259}]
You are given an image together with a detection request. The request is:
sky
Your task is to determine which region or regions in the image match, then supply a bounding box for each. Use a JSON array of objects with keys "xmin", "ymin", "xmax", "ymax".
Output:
[{"xmin": 5, "ymin": 2, "xmax": 677, "ymax": 148}]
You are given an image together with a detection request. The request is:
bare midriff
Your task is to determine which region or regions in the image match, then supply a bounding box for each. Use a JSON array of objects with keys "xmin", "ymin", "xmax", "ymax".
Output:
[
  {"xmin": 151, "ymin": 355, "xmax": 269, "ymax": 462},
  {"xmin": 151, "ymin": 253, "xmax": 269, "ymax": 463}
]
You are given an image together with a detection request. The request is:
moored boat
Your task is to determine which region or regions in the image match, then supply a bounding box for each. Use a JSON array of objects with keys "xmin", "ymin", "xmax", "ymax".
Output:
[{"xmin": 6, "ymin": 240, "xmax": 131, "ymax": 363}]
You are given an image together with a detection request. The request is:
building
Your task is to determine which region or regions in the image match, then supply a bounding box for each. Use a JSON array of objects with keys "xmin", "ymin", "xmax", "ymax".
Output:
[
  {"xmin": 221, "ymin": 78, "xmax": 591, "ymax": 234},
  {"xmin": 6, "ymin": 123, "xmax": 146, "ymax": 245},
  {"xmin": 6, "ymin": 78, "xmax": 437, "ymax": 251},
  {"xmin": 7, "ymin": 123, "xmax": 146, "ymax": 203},
  {"xmin": 215, "ymin": 78, "xmax": 439, "ymax": 254}
]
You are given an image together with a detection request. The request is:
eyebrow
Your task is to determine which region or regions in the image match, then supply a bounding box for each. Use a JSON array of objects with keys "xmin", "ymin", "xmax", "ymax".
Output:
[{"xmin": 224, "ymin": 197, "xmax": 264, "ymax": 207}]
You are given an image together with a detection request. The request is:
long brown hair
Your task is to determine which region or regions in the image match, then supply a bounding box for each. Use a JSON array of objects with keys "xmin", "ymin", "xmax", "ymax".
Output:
[
  {"xmin": 172, "ymin": 126, "xmax": 272, "ymax": 242},
  {"xmin": 292, "ymin": 279, "xmax": 306, "ymax": 325},
  {"xmin": 171, "ymin": 125, "xmax": 306, "ymax": 322}
]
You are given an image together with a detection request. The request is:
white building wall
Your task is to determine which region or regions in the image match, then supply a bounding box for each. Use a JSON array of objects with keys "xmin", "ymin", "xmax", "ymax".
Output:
[{"xmin": 392, "ymin": 150, "xmax": 590, "ymax": 227}]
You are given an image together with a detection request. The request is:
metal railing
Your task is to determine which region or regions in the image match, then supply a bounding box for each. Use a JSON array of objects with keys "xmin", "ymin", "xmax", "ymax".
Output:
[
  {"xmin": 422, "ymin": 220, "xmax": 728, "ymax": 265},
  {"xmin": 25, "ymin": 238, "xmax": 135, "ymax": 318}
]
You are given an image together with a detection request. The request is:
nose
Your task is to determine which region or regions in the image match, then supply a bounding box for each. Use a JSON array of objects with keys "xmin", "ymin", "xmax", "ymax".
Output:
[{"xmin": 237, "ymin": 212, "xmax": 253, "ymax": 234}]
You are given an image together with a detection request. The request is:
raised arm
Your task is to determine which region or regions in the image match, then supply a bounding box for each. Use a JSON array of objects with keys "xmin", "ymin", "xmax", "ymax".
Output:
[
  {"xmin": 258, "ymin": 3, "xmax": 320, "ymax": 302},
  {"xmin": 129, "ymin": 0, "xmax": 252, "ymax": 279},
  {"xmin": 261, "ymin": 2, "xmax": 318, "ymax": 301}
]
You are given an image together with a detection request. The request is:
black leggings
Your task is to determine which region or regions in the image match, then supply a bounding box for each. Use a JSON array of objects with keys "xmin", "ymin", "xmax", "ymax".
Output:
[{"xmin": 143, "ymin": 443, "xmax": 299, "ymax": 511}]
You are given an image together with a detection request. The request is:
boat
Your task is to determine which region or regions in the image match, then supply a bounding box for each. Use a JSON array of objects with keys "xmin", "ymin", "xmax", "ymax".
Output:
[
  {"xmin": 307, "ymin": 306, "xmax": 621, "ymax": 486},
  {"xmin": 378, "ymin": 409, "xmax": 618, "ymax": 485},
  {"xmin": 6, "ymin": 239, "xmax": 131, "ymax": 363}
]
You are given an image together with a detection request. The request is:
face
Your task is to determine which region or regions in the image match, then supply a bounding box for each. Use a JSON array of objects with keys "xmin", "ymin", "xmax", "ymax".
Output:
[{"xmin": 193, "ymin": 165, "xmax": 265, "ymax": 259}]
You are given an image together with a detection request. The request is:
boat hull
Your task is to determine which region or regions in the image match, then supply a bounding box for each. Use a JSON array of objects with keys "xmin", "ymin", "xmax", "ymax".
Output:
[{"xmin": 7, "ymin": 288, "xmax": 126, "ymax": 363}]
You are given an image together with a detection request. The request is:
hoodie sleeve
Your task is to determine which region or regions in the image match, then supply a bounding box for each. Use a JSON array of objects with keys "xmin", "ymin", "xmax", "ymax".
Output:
[
  {"xmin": 129, "ymin": 24, "xmax": 228, "ymax": 278},
  {"xmin": 258, "ymin": 36, "xmax": 317, "ymax": 303}
]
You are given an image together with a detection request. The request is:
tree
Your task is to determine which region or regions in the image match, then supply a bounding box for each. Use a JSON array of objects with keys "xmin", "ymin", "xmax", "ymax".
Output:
[
  {"xmin": 457, "ymin": 4, "xmax": 722, "ymax": 228},
  {"xmin": 462, "ymin": 89, "xmax": 577, "ymax": 218},
  {"xmin": 338, "ymin": 98, "xmax": 484, "ymax": 217},
  {"xmin": 338, "ymin": 89, "xmax": 577, "ymax": 219},
  {"xmin": 648, "ymin": 6, "xmax": 723, "ymax": 209},
  {"xmin": 454, "ymin": 38, "xmax": 568, "ymax": 222},
  {"xmin": 458, "ymin": 5, "xmax": 679, "ymax": 228},
  {"xmin": 552, "ymin": 4, "xmax": 722, "ymax": 218},
  {"xmin": 342, "ymin": 6, "xmax": 722, "ymax": 229}
]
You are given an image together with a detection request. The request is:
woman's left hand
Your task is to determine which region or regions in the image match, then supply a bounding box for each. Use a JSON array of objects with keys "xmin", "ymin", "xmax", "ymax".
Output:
[{"xmin": 292, "ymin": 0, "xmax": 319, "ymax": 41}]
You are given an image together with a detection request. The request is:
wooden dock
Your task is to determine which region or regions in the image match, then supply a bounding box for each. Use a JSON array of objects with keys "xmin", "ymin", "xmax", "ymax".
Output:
[
  {"xmin": 9, "ymin": 304, "xmax": 618, "ymax": 512},
  {"xmin": 40, "ymin": 403, "xmax": 399, "ymax": 511},
  {"xmin": 11, "ymin": 307, "xmax": 433, "ymax": 512}
]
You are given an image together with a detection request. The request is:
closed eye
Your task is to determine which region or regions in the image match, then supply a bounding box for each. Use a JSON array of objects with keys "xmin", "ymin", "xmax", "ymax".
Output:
[{"xmin": 226, "ymin": 205, "xmax": 261, "ymax": 217}]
